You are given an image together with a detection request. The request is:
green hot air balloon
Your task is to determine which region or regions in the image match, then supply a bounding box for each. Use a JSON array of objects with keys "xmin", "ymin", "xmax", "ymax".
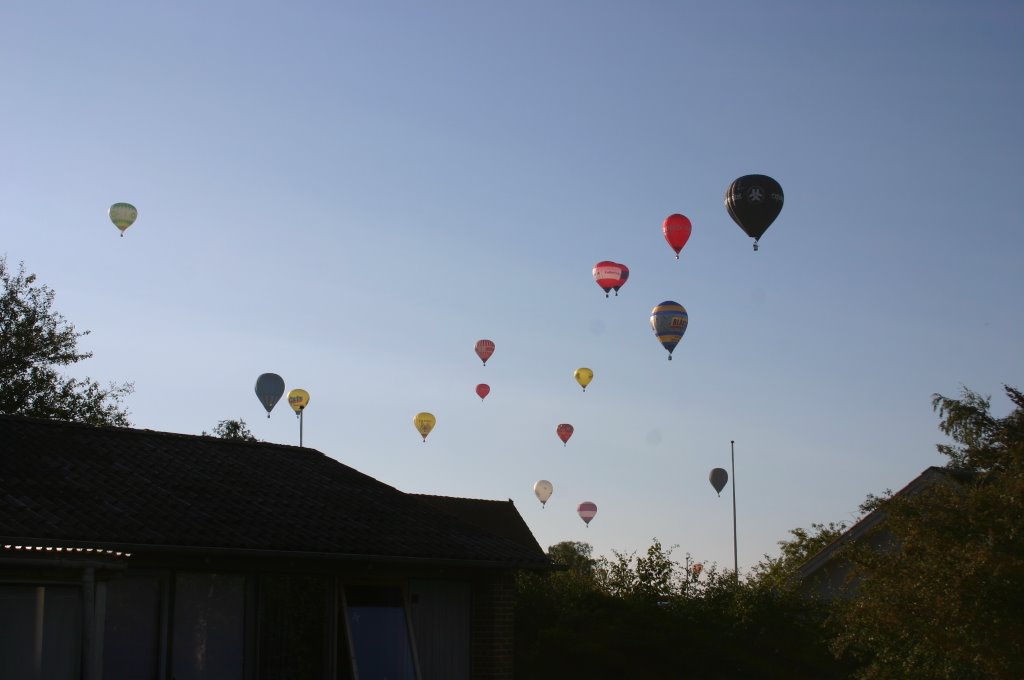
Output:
[{"xmin": 108, "ymin": 203, "xmax": 138, "ymax": 237}]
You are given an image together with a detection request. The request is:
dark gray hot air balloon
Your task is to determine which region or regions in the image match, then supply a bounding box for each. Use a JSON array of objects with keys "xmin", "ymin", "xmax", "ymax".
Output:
[
  {"xmin": 255, "ymin": 373, "xmax": 285, "ymax": 418},
  {"xmin": 709, "ymin": 467, "xmax": 729, "ymax": 496},
  {"xmin": 725, "ymin": 174, "xmax": 784, "ymax": 251}
]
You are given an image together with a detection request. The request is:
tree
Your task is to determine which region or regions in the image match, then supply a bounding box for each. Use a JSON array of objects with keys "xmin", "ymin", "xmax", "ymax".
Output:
[
  {"xmin": 932, "ymin": 384, "xmax": 1024, "ymax": 473},
  {"xmin": 830, "ymin": 385, "xmax": 1024, "ymax": 678},
  {"xmin": 0, "ymin": 256, "xmax": 132, "ymax": 426},
  {"xmin": 749, "ymin": 521, "xmax": 848, "ymax": 591},
  {"xmin": 204, "ymin": 418, "xmax": 258, "ymax": 441}
]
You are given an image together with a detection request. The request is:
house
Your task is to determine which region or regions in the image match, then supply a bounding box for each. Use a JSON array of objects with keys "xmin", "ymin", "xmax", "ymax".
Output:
[
  {"xmin": 794, "ymin": 466, "xmax": 975, "ymax": 600},
  {"xmin": 0, "ymin": 415, "xmax": 551, "ymax": 680}
]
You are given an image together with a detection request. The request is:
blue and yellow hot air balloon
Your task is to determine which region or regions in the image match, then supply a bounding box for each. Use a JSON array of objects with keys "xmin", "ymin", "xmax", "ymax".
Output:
[{"xmin": 650, "ymin": 301, "xmax": 688, "ymax": 360}]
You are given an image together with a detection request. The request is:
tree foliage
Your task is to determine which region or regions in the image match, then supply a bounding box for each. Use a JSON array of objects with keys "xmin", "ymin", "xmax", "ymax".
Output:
[
  {"xmin": 0, "ymin": 256, "xmax": 132, "ymax": 426},
  {"xmin": 932, "ymin": 384, "xmax": 1024, "ymax": 473},
  {"xmin": 516, "ymin": 539, "xmax": 842, "ymax": 679},
  {"xmin": 204, "ymin": 418, "xmax": 258, "ymax": 441},
  {"xmin": 749, "ymin": 521, "xmax": 847, "ymax": 591},
  {"xmin": 830, "ymin": 385, "xmax": 1024, "ymax": 678}
]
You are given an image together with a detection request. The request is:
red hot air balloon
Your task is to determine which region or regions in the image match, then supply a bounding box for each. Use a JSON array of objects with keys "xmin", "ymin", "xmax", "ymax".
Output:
[
  {"xmin": 475, "ymin": 339, "xmax": 495, "ymax": 365},
  {"xmin": 556, "ymin": 423, "xmax": 574, "ymax": 446},
  {"xmin": 577, "ymin": 501, "xmax": 597, "ymax": 527},
  {"xmin": 475, "ymin": 383, "xmax": 490, "ymax": 401},
  {"xmin": 592, "ymin": 261, "xmax": 629, "ymax": 297},
  {"xmin": 662, "ymin": 214, "xmax": 692, "ymax": 259}
]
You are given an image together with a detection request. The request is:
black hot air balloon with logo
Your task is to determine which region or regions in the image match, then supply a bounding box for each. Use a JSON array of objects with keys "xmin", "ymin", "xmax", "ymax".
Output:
[{"xmin": 725, "ymin": 175, "xmax": 783, "ymax": 251}]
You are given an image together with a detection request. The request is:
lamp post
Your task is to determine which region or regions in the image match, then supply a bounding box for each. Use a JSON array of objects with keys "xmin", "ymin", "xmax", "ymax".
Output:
[{"xmin": 731, "ymin": 440, "xmax": 738, "ymax": 582}]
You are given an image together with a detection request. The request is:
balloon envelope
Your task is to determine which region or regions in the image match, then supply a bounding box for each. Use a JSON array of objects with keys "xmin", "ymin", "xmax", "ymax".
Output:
[
  {"xmin": 592, "ymin": 261, "xmax": 629, "ymax": 297},
  {"xmin": 650, "ymin": 301, "xmax": 689, "ymax": 360},
  {"xmin": 108, "ymin": 203, "xmax": 138, "ymax": 236},
  {"xmin": 577, "ymin": 501, "xmax": 598, "ymax": 526},
  {"xmin": 574, "ymin": 368, "xmax": 593, "ymax": 391},
  {"xmin": 725, "ymin": 175, "xmax": 784, "ymax": 249},
  {"xmin": 413, "ymin": 412, "xmax": 436, "ymax": 441},
  {"xmin": 556, "ymin": 423, "xmax": 574, "ymax": 446},
  {"xmin": 709, "ymin": 467, "xmax": 729, "ymax": 495},
  {"xmin": 288, "ymin": 388, "xmax": 309, "ymax": 415},
  {"xmin": 534, "ymin": 480, "xmax": 553, "ymax": 507},
  {"xmin": 475, "ymin": 383, "xmax": 490, "ymax": 400},
  {"xmin": 255, "ymin": 373, "xmax": 285, "ymax": 417},
  {"xmin": 662, "ymin": 214, "xmax": 692, "ymax": 258},
  {"xmin": 475, "ymin": 339, "xmax": 495, "ymax": 365}
]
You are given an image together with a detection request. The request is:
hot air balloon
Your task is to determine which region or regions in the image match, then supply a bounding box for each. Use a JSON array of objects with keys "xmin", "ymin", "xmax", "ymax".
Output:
[
  {"xmin": 288, "ymin": 389, "xmax": 309, "ymax": 416},
  {"xmin": 288, "ymin": 388, "xmax": 310, "ymax": 447},
  {"xmin": 255, "ymin": 373, "xmax": 285, "ymax": 418},
  {"xmin": 574, "ymin": 368, "xmax": 593, "ymax": 392},
  {"xmin": 556, "ymin": 423, "xmax": 574, "ymax": 446},
  {"xmin": 725, "ymin": 175, "xmax": 784, "ymax": 251},
  {"xmin": 577, "ymin": 501, "xmax": 597, "ymax": 527},
  {"xmin": 650, "ymin": 301, "xmax": 688, "ymax": 360},
  {"xmin": 662, "ymin": 213, "xmax": 692, "ymax": 259},
  {"xmin": 592, "ymin": 261, "xmax": 629, "ymax": 297},
  {"xmin": 475, "ymin": 339, "xmax": 495, "ymax": 366},
  {"xmin": 709, "ymin": 468, "xmax": 729, "ymax": 496},
  {"xmin": 534, "ymin": 480, "xmax": 553, "ymax": 508},
  {"xmin": 692, "ymin": 562, "xmax": 703, "ymax": 577},
  {"xmin": 413, "ymin": 412, "xmax": 436, "ymax": 442},
  {"xmin": 109, "ymin": 203, "xmax": 138, "ymax": 237},
  {"xmin": 476, "ymin": 383, "xmax": 490, "ymax": 401}
]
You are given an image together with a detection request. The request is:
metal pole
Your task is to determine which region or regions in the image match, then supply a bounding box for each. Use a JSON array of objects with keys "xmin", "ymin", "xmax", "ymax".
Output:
[
  {"xmin": 299, "ymin": 410, "xmax": 304, "ymax": 448},
  {"xmin": 731, "ymin": 440, "xmax": 738, "ymax": 582}
]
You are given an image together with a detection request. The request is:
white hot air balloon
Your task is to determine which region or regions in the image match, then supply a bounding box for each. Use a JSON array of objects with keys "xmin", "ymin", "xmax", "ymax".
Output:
[{"xmin": 533, "ymin": 480, "xmax": 553, "ymax": 508}]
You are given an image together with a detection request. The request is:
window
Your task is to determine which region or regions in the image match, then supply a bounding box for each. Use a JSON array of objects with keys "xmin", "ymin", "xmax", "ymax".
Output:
[
  {"xmin": 257, "ymin": 574, "xmax": 331, "ymax": 679},
  {"xmin": 172, "ymin": 573, "xmax": 245, "ymax": 680},
  {"xmin": 98, "ymin": 575, "xmax": 162, "ymax": 680},
  {"xmin": 0, "ymin": 584, "xmax": 82, "ymax": 680},
  {"xmin": 344, "ymin": 585, "xmax": 417, "ymax": 680}
]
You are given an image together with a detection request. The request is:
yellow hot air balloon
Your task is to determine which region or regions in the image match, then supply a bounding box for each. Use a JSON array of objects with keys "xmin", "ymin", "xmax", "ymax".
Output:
[
  {"xmin": 108, "ymin": 203, "xmax": 138, "ymax": 237},
  {"xmin": 574, "ymin": 367, "xmax": 594, "ymax": 392},
  {"xmin": 413, "ymin": 412, "xmax": 436, "ymax": 442},
  {"xmin": 288, "ymin": 389, "xmax": 309, "ymax": 416}
]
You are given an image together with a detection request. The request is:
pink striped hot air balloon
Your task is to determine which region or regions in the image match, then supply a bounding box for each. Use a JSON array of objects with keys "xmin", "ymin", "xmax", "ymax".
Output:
[{"xmin": 577, "ymin": 501, "xmax": 597, "ymax": 527}]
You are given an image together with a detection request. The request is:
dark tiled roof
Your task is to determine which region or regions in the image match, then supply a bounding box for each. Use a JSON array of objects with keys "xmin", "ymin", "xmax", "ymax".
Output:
[
  {"xmin": 414, "ymin": 495, "xmax": 545, "ymax": 555},
  {"xmin": 0, "ymin": 415, "xmax": 549, "ymax": 568}
]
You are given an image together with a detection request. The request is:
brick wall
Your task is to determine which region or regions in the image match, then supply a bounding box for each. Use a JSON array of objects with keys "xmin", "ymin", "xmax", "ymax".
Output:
[{"xmin": 470, "ymin": 570, "xmax": 517, "ymax": 679}]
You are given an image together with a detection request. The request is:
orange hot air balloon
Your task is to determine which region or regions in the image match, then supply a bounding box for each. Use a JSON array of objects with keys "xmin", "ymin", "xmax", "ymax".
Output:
[
  {"xmin": 556, "ymin": 423, "xmax": 574, "ymax": 446},
  {"xmin": 475, "ymin": 339, "xmax": 495, "ymax": 365},
  {"xmin": 663, "ymin": 214, "xmax": 692, "ymax": 259}
]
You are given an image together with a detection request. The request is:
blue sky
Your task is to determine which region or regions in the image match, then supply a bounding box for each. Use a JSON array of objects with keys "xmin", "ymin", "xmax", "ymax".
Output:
[{"xmin": 3, "ymin": 1, "xmax": 1022, "ymax": 572}]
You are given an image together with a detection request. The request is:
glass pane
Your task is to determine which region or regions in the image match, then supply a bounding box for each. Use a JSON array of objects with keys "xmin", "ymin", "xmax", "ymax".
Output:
[
  {"xmin": 172, "ymin": 573, "xmax": 245, "ymax": 680},
  {"xmin": 0, "ymin": 584, "xmax": 81, "ymax": 680},
  {"xmin": 101, "ymin": 576, "xmax": 161, "ymax": 680},
  {"xmin": 409, "ymin": 580, "xmax": 471, "ymax": 680},
  {"xmin": 345, "ymin": 585, "xmax": 416, "ymax": 680},
  {"xmin": 257, "ymin": 574, "xmax": 330, "ymax": 680}
]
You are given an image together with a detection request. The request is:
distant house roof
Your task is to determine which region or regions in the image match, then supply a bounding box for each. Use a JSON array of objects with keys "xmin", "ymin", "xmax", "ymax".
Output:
[
  {"xmin": 0, "ymin": 415, "xmax": 550, "ymax": 568},
  {"xmin": 795, "ymin": 465, "xmax": 976, "ymax": 585}
]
